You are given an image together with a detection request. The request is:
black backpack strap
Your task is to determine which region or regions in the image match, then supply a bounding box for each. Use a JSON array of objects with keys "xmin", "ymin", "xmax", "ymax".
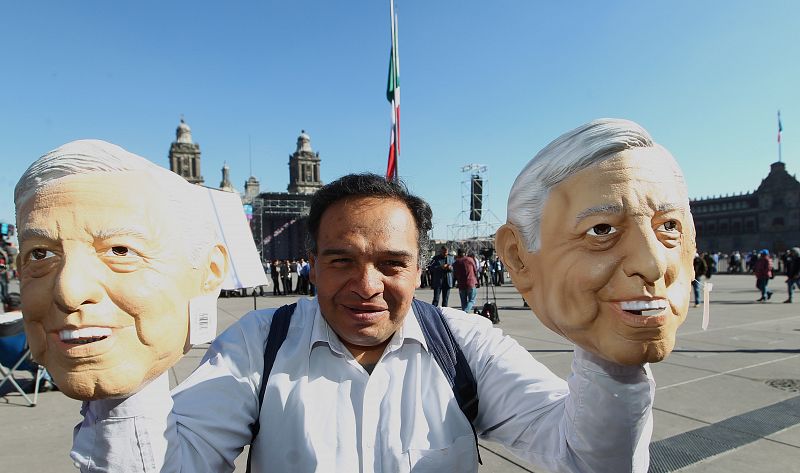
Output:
[
  {"xmin": 411, "ymin": 298, "xmax": 482, "ymax": 464},
  {"xmin": 246, "ymin": 303, "xmax": 297, "ymax": 473}
]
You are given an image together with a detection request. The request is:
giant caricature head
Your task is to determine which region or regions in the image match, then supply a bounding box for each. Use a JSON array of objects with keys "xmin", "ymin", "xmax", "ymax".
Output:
[
  {"xmin": 496, "ymin": 119, "xmax": 696, "ymax": 365},
  {"xmin": 14, "ymin": 140, "xmax": 228, "ymax": 399}
]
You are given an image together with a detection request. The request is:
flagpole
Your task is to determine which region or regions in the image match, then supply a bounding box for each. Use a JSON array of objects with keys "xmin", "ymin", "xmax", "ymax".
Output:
[{"xmin": 778, "ymin": 110, "xmax": 782, "ymax": 163}]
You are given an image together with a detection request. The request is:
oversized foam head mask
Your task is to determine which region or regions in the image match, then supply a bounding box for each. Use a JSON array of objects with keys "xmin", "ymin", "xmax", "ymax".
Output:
[
  {"xmin": 496, "ymin": 119, "xmax": 696, "ymax": 365},
  {"xmin": 14, "ymin": 140, "xmax": 228, "ymax": 399}
]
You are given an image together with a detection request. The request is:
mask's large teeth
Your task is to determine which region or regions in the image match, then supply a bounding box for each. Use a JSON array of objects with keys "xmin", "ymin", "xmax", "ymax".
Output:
[
  {"xmin": 59, "ymin": 327, "xmax": 113, "ymax": 342},
  {"xmin": 620, "ymin": 300, "xmax": 668, "ymax": 311}
]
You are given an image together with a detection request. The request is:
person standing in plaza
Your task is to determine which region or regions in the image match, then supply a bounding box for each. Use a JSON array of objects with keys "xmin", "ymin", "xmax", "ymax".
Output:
[
  {"xmin": 479, "ymin": 255, "xmax": 490, "ymax": 287},
  {"xmin": 453, "ymin": 248, "xmax": 479, "ymax": 312},
  {"xmin": 270, "ymin": 259, "xmax": 281, "ymax": 295},
  {"xmin": 279, "ymin": 259, "xmax": 291, "ymax": 295},
  {"xmin": 692, "ymin": 252, "xmax": 707, "ymax": 308},
  {"xmin": 0, "ymin": 247, "xmax": 9, "ymax": 304},
  {"xmin": 703, "ymin": 252, "xmax": 715, "ymax": 279},
  {"xmin": 754, "ymin": 249, "xmax": 774, "ymax": 302},
  {"xmin": 298, "ymin": 258, "xmax": 310, "ymax": 295},
  {"xmin": 428, "ymin": 245, "xmax": 454, "ymax": 307},
  {"xmin": 784, "ymin": 247, "xmax": 800, "ymax": 303}
]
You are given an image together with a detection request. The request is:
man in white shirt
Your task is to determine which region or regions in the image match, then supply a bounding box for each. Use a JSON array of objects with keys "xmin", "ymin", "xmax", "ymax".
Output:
[{"xmin": 63, "ymin": 165, "xmax": 655, "ymax": 472}]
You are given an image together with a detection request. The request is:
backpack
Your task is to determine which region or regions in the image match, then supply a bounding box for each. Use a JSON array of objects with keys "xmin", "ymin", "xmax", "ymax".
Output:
[{"xmin": 246, "ymin": 298, "xmax": 481, "ymax": 472}]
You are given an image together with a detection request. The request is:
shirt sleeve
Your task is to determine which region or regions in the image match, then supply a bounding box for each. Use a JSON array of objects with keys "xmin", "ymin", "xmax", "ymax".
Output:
[
  {"xmin": 445, "ymin": 309, "xmax": 654, "ymax": 473},
  {"xmin": 70, "ymin": 373, "xmax": 173, "ymax": 473},
  {"xmin": 164, "ymin": 313, "xmax": 266, "ymax": 473},
  {"xmin": 70, "ymin": 310, "xmax": 270, "ymax": 473}
]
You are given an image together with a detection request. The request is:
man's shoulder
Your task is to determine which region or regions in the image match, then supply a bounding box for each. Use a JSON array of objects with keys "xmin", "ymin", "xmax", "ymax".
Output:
[
  {"xmin": 437, "ymin": 306, "xmax": 495, "ymax": 345},
  {"xmin": 220, "ymin": 298, "xmax": 318, "ymax": 343}
]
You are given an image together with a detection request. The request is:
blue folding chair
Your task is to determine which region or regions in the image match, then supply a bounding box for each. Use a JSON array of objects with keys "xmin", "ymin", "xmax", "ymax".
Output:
[{"xmin": 0, "ymin": 311, "xmax": 47, "ymax": 406}]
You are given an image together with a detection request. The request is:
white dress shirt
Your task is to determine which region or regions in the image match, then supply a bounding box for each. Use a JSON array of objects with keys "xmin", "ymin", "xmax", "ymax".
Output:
[{"xmin": 71, "ymin": 297, "xmax": 654, "ymax": 472}]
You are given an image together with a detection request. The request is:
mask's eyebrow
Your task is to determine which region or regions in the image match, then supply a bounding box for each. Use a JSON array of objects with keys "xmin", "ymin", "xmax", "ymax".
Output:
[
  {"xmin": 575, "ymin": 204, "xmax": 623, "ymax": 222},
  {"xmin": 92, "ymin": 226, "xmax": 151, "ymax": 240},
  {"xmin": 656, "ymin": 202, "xmax": 686, "ymax": 212},
  {"xmin": 19, "ymin": 227, "xmax": 58, "ymax": 242}
]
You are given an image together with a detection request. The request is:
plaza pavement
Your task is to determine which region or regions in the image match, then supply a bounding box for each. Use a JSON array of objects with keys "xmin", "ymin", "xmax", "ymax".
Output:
[{"xmin": 2, "ymin": 274, "xmax": 798, "ymax": 472}]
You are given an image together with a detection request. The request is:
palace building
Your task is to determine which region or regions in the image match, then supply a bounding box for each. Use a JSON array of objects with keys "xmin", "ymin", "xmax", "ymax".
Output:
[{"xmin": 691, "ymin": 161, "xmax": 800, "ymax": 253}]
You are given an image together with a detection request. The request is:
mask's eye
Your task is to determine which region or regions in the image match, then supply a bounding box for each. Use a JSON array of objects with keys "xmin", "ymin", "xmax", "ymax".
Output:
[
  {"xmin": 30, "ymin": 248, "xmax": 56, "ymax": 261},
  {"xmin": 659, "ymin": 220, "xmax": 679, "ymax": 232},
  {"xmin": 586, "ymin": 224, "xmax": 617, "ymax": 236},
  {"xmin": 105, "ymin": 246, "xmax": 139, "ymax": 257}
]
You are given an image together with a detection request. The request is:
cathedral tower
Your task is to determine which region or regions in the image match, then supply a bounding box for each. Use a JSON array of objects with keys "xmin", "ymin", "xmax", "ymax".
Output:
[
  {"xmin": 287, "ymin": 130, "xmax": 323, "ymax": 194},
  {"xmin": 168, "ymin": 117, "xmax": 204, "ymax": 185}
]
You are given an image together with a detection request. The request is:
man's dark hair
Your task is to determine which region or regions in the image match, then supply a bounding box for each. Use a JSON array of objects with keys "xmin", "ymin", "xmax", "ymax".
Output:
[
  {"xmin": 456, "ymin": 248, "xmax": 465, "ymax": 257},
  {"xmin": 307, "ymin": 173, "xmax": 433, "ymax": 265}
]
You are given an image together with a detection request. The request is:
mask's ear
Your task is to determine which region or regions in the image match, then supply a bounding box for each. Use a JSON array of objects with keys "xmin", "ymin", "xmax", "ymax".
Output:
[
  {"xmin": 495, "ymin": 223, "xmax": 534, "ymax": 293},
  {"xmin": 202, "ymin": 243, "xmax": 229, "ymax": 294}
]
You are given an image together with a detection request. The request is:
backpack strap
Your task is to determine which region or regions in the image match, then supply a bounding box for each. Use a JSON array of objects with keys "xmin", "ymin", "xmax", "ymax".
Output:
[
  {"xmin": 247, "ymin": 300, "xmax": 482, "ymax": 469},
  {"xmin": 411, "ymin": 298, "xmax": 482, "ymax": 464},
  {"xmin": 246, "ymin": 303, "xmax": 297, "ymax": 473}
]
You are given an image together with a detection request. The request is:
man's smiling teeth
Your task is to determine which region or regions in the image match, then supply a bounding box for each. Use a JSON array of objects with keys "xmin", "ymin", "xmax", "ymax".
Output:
[
  {"xmin": 59, "ymin": 327, "xmax": 112, "ymax": 343},
  {"xmin": 620, "ymin": 300, "xmax": 667, "ymax": 316}
]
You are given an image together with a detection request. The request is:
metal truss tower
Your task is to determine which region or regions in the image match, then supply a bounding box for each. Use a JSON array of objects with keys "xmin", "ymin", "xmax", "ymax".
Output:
[{"xmin": 446, "ymin": 164, "xmax": 503, "ymax": 251}]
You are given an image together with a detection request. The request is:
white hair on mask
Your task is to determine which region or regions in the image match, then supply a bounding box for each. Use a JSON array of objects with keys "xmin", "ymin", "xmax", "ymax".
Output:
[
  {"xmin": 506, "ymin": 118, "xmax": 689, "ymax": 252},
  {"xmin": 15, "ymin": 139, "xmax": 219, "ymax": 267}
]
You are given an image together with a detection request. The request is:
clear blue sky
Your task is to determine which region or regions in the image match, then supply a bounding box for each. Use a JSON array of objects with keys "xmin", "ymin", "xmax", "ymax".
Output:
[{"xmin": 2, "ymin": 1, "xmax": 798, "ymax": 240}]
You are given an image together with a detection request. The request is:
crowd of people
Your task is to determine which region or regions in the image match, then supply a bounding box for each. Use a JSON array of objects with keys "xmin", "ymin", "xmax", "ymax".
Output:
[
  {"xmin": 261, "ymin": 258, "xmax": 313, "ymax": 296},
  {"xmin": 692, "ymin": 248, "xmax": 800, "ymax": 304},
  {"xmin": 252, "ymin": 247, "xmax": 508, "ymax": 313}
]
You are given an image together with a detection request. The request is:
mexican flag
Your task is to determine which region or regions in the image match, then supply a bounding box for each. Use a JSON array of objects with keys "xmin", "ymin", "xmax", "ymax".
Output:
[{"xmin": 385, "ymin": 7, "xmax": 400, "ymax": 182}]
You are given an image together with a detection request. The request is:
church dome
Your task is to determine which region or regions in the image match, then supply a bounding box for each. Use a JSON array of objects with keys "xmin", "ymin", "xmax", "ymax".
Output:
[
  {"xmin": 176, "ymin": 118, "xmax": 193, "ymax": 144},
  {"xmin": 296, "ymin": 130, "xmax": 312, "ymax": 153}
]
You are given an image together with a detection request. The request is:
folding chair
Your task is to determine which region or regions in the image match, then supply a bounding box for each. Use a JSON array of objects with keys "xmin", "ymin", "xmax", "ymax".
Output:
[{"xmin": 0, "ymin": 311, "xmax": 46, "ymax": 406}]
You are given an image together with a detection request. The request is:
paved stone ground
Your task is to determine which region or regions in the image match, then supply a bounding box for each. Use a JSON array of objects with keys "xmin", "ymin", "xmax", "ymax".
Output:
[{"xmin": 2, "ymin": 274, "xmax": 798, "ymax": 472}]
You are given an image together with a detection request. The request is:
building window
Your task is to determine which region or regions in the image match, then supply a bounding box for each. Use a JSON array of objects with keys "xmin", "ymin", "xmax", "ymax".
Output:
[
  {"xmin": 745, "ymin": 220, "xmax": 756, "ymax": 232},
  {"xmin": 773, "ymin": 217, "xmax": 785, "ymax": 226}
]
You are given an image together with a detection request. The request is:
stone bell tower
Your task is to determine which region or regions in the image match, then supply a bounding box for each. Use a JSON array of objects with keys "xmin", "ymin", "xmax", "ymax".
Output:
[
  {"xmin": 168, "ymin": 117, "xmax": 204, "ymax": 185},
  {"xmin": 287, "ymin": 130, "xmax": 323, "ymax": 194}
]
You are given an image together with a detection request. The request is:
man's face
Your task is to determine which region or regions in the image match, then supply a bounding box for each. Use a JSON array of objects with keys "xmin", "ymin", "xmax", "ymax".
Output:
[
  {"xmin": 309, "ymin": 197, "xmax": 421, "ymax": 353},
  {"xmin": 17, "ymin": 171, "xmax": 205, "ymax": 399},
  {"xmin": 510, "ymin": 148, "xmax": 695, "ymax": 365},
  {"xmin": 439, "ymin": 247, "xmax": 447, "ymax": 257}
]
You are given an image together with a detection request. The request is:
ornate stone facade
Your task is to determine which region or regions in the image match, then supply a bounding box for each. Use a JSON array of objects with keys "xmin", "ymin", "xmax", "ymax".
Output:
[
  {"xmin": 168, "ymin": 118, "xmax": 204, "ymax": 185},
  {"xmin": 691, "ymin": 161, "xmax": 800, "ymax": 253}
]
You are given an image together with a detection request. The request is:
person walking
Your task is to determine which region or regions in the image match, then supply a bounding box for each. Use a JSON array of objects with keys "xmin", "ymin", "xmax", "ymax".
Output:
[
  {"xmin": 754, "ymin": 249, "xmax": 774, "ymax": 302},
  {"xmin": 784, "ymin": 247, "xmax": 800, "ymax": 303},
  {"xmin": 453, "ymin": 248, "xmax": 479, "ymax": 312}
]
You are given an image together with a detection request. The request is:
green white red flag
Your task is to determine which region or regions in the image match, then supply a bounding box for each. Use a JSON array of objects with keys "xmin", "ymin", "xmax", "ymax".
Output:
[{"xmin": 385, "ymin": 2, "xmax": 400, "ymax": 181}]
